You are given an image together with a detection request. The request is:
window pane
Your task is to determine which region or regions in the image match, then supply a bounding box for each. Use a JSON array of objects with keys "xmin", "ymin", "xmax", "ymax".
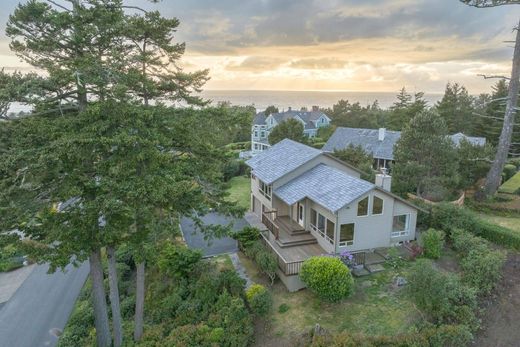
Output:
[
  {"xmin": 357, "ymin": 197, "xmax": 369, "ymax": 216},
  {"xmin": 393, "ymin": 215, "xmax": 408, "ymax": 232},
  {"xmin": 340, "ymin": 224, "xmax": 354, "ymax": 242},
  {"xmin": 311, "ymin": 208, "xmax": 317, "ymax": 226},
  {"xmin": 318, "ymin": 214, "xmax": 325, "ymax": 231},
  {"xmin": 372, "ymin": 196, "xmax": 383, "ymax": 215},
  {"xmin": 326, "ymin": 219, "xmax": 335, "ymax": 241}
]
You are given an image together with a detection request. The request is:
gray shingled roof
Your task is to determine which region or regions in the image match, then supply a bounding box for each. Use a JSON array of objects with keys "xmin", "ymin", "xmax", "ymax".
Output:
[
  {"xmin": 246, "ymin": 139, "xmax": 321, "ymax": 184},
  {"xmin": 253, "ymin": 112, "xmax": 266, "ymax": 125},
  {"xmin": 274, "ymin": 164, "xmax": 374, "ymax": 213},
  {"xmin": 450, "ymin": 132, "xmax": 486, "ymax": 147},
  {"xmin": 322, "ymin": 127, "xmax": 401, "ymax": 160},
  {"xmin": 322, "ymin": 127, "xmax": 486, "ymax": 160}
]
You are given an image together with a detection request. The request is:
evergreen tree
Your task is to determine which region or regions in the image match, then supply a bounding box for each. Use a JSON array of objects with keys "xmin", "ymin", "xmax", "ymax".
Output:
[
  {"xmin": 436, "ymin": 82, "xmax": 476, "ymax": 134},
  {"xmin": 333, "ymin": 145, "xmax": 375, "ymax": 181},
  {"xmin": 388, "ymin": 88, "xmax": 428, "ymax": 130},
  {"xmin": 392, "ymin": 110, "xmax": 459, "ymax": 200},
  {"xmin": 264, "ymin": 105, "xmax": 279, "ymax": 115},
  {"xmin": 268, "ymin": 118, "xmax": 306, "ymax": 145}
]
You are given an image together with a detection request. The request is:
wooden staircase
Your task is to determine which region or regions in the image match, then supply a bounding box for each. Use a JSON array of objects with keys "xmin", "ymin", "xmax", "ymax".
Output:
[{"xmin": 274, "ymin": 216, "xmax": 318, "ymax": 248}]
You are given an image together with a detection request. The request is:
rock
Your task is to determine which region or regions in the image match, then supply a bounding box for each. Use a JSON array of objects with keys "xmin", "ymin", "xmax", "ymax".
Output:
[{"xmin": 395, "ymin": 276, "xmax": 407, "ymax": 287}]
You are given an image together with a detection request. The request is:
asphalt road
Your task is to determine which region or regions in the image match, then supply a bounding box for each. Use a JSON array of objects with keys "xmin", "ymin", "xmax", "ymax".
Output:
[
  {"xmin": 0, "ymin": 262, "xmax": 89, "ymax": 347},
  {"xmin": 181, "ymin": 212, "xmax": 248, "ymax": 256}
]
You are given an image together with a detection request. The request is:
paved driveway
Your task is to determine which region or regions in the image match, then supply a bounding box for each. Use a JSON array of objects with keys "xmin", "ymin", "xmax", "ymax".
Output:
[
  {"xmin": 0, "ymin": 262, "xmax": 89, "ymax": 347},
  {"xmin": 180, "ymin": 213, "xmax": 248, "ymax": 256}
]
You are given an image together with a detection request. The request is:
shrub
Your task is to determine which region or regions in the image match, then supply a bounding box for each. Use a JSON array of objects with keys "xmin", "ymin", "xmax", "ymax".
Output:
[
  {"xmin": 217, "ymin": 269, "xmax": 245, "ymax": 297},
  {"xmin": 243, "ymin": 240, "xmax": 264, "ymax": 259},
  {"xmin": 157, "ymin": 243, "xmax": 202, "ymax": 279},
  {"xmin": 503, "ymin": 164, "xmax": 517, "ymax": 181},
  {"xmin": 246, "ymin": 284, "xmax": 272, "ymax": 317},
  {"xmin": 451, "ymin": 228, "xmax": 488, "ymax": 256},
  {"xmin": 300, "ymin": 256, "xmax": 354, "ymax": 302},
  {"xmin": 460, "ymin": 248, "xmax": 506, "ymax": 295},
  {"xmin": 278, "ymin": 303, "xmax": 290, "ymax": 314},
  {"xmin": 255, "ymin": 249, "xmax": 277, "ymax": 285},
  {"xmin": 385, "ymin": 247, "xmax": 406, "ymax": 268},
  {"xmin": 408, "ymin": 260, "xmax": 478, "ymax": 330},
  {"xmin": 431, "ymin": 204, "xmax": 520, "ymax": 251},
  {"xmin": 421, "ymin": 228, "xmax": 445, "ymax": 259},
  {"xmin": 231, "ymin": 226, "xmax": 260, "ymax": 250}
]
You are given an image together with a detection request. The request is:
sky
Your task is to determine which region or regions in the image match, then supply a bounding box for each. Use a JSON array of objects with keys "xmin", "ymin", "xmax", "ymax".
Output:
[{"xmin": 1, "ymin": 0, "xmax": 519, "ymax": 94}]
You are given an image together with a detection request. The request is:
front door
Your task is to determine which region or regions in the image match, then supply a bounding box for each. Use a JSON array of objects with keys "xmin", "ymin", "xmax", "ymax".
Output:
[{"xmin": 297, "ymin": 202, "xmax": 304, "ymax": 227}]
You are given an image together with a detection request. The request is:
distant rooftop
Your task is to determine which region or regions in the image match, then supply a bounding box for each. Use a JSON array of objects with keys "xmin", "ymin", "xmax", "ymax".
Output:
[
  {"xmin": 253, "ymin": 108, "xmax": 329, "ymax": 130},
  {"xmin": 323, "ymin": 127, "xmax": 486, "ymax": 160},
  {"xmin": 274, "ymin": 163, "xmax": 374, "ymax": 213},
  {"xmin": 246, "ymin": 139, "xmax": 321, "ymax": 184}
]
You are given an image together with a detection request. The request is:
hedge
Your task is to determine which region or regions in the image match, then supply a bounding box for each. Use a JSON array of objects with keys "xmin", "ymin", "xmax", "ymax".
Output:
[
  {"xmin": 430, "ymin": 203, "xmax": 520, "ymax": 251},
  {"xmin": 499, "ymin": 171, "xmax": 520, "ymax": 194},
  {"xmin": 300, "ymin": 256, "xmax": 354, "ymax": 302}
]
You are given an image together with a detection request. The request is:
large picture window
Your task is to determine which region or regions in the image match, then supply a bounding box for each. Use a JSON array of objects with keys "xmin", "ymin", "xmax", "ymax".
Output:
[
  {"xmin": 340, "ymin": 223, "xmax": 355, "ymax": 246},
  {"xmin": 372, "ymin": 196, "xmax": 384, "ymax": 215},
  {"xmin": 357, "ymin": 197, "xmax": 369, "ymax": 216},
  {"xmin": 310, "ymin": 209, "xmax": 334, "ymax": 244},
  {"xmin": 392, "ymin": 214, "xmax": 410, "ymax": 237}
]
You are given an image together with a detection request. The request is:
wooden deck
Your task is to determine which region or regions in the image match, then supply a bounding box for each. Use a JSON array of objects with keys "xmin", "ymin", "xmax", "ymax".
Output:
[{"xmin": 260, "ymin": 229, "xmax": 325, "ymax": 262}]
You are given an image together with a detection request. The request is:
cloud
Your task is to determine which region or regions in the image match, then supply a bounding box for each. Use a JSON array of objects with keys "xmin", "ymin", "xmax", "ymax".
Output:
[
  {"xmin": 290, "ymin": 58, "xmax": 347, "ymax": 69},
  {"xmin": 226, "ymin": 56, "xmax": 287, "ymax": 71}
]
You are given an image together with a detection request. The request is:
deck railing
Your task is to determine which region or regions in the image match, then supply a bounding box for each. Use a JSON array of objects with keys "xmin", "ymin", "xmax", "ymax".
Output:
[
  {"xmin": 259, "ymin": 230, "xmax": 304, "ymax": 276},
  {"xmin": 262, "ymin": 211, "xmax": 279, "ymax": 240}
]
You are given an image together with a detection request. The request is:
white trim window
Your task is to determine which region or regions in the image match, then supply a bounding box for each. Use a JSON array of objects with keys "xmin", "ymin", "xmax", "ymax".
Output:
[
  {"xmin": 310, "ymin": 208, "xmax": 334, "ymax": 245},
  {"xmin": 372, "ymin": 196, "xmax": 384, "ymax": 215},
  {"xmin": 339, "ymin": 223, "xmax": 355, "ymax": 246},
  {"xmin": 392, "ymin": 214, "xmax": 410, "ymax": 237},
  {"xmin": 357, "ymin": 196, "xmax": 369, "ymax": 217},
  {"xmin": 259, "ymin": 180, "xmax": 272, "ymax": 201}
]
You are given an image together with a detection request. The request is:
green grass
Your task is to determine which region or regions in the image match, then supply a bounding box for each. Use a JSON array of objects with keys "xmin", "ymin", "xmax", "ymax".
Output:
[
  {"xmin": 226, "ymin": 176, "xmax": 250, "ymax": 210},
  {"xmin": 499, "ymin": 171, "xmax": 520, "ymax": 194},
  {"xmin": 238, "ymin": 252, "xmax": 422, "ymax": 339},
  {"xmin": 479, "ymin": 213, "xmax": 520, "ymax": 236}
]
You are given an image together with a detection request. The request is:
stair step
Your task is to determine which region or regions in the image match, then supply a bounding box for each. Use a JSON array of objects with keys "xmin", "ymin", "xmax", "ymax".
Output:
[
  {"xmin": 276, "ymin": 238, "xmax": 317, "ymax": 248},
  {"xmin": 352, "ymin": 267, "xmax": 371, "ymax": 277},
  {"xmin": 366, "ymin": 264, "xmax": 385, "ymax": 273}
]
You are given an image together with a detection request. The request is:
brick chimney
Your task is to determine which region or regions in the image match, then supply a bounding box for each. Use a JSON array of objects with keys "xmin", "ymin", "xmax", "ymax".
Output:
[{"xmin": 378, "ymin": 128, "xmax": 386, "ymax": 141}]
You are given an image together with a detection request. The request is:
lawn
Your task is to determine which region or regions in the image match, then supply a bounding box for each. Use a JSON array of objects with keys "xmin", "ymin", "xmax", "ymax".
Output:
[
  {"xmin": 499, "ymin": 171, "xmax": 520, "ymax": 194},
  {"xmin": 237, "ymin": 252, "xmax": 422, "ymax": 346},
  {"xmin": 226, "ymin": 175, "xmax": 250, "ymax": 210},
  {"xmin": 479, "ymin": 213, "xmax": 520, "ymax": 236}
]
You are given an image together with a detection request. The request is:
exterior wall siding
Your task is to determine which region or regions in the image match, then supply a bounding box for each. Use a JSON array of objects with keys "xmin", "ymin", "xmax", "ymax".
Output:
[{"xmin": 250, "ymin": 175, "xmax": 273, "ymax": 215}]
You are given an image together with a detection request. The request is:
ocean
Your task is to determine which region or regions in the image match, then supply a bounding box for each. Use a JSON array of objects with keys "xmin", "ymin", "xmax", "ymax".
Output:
[
  {"xmin": 6, "ymin": 90, "xmax": 444, "ymax": 115},
  {"xmin": 199, "ymin": 90, "xmax": 444, "ymax": 111}
]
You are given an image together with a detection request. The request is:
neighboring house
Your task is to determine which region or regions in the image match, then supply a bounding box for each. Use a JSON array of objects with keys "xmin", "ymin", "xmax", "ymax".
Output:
[
  {"xmin": 323, "ymin": 127, "xmax": 487, "ymax": 170},
  {"xmin": 246, "ymin": 139, "xmax": 423, "ymax": 291},
  {"xmin": 251, "ymin": 106, "xmax": 331, "ymax": 155}
]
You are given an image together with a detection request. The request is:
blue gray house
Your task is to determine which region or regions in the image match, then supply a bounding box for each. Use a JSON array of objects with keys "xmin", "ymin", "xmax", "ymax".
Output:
[
  {"xmin": 251, "ymin": 106, "xmax": 331, "ymax": 155},
  {"xmin": 323, "ymin": 127, "xmax": 487, "ymax": 170}
]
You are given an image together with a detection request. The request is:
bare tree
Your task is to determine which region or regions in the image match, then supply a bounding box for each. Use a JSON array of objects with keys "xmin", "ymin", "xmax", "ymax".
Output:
[{"xmin": 461, "ymin": 1, "xmax": 520, "ymax": 197}]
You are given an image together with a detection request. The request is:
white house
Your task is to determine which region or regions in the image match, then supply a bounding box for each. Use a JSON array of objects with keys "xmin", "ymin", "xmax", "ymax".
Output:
[
  {"xmin": 246, "ymin": 139, "xmax": 424, "ymax": 291},
  {"xmin": 251, "ymin": 106, "xmax": 331, "ymax": 155}
]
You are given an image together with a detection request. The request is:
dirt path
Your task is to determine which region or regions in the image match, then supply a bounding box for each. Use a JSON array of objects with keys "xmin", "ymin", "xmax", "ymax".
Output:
[{"xmin": 473, "ymin": 252, "xmax": 520, "ymax": 347}]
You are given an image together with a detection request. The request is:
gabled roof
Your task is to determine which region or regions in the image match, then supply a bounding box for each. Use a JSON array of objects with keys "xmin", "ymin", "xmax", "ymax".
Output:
[
  {"xmin": 322, "ymin": 127, "xmax": 486, "ymax": 160},
  {"xmin": 322, "ymin": 127, "xmax": 400, "ymax": 160},
  {"xmin": 450, "ymin": 132, "xmax": 486, "ymax": 147},
  {"xmin": 246, "ymin": 139, "xmax": 322, "ymax": 184},
  {"xmin": 274, "ymin": 164, "xmax": 374, "ymax": 213},
  {"xmin": 258, "ymin": 110, "xmax": 329, "ymax": 128}
]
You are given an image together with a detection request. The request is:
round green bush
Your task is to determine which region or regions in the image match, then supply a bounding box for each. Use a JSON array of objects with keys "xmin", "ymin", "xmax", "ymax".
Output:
[
  {"xmin": 246, "ymin": 284, "xmax": 272, "ymax": 317},
  {"xmin": 300, "ymin": 256, "xmax": 354, "ymax": 302},
  {"xmin": 503, "ymin": 164, "xmax": 517, "ymax": 181},
  {"xmin": 421, "ymin": 228, "xmax": 445, "ymax": 259}
]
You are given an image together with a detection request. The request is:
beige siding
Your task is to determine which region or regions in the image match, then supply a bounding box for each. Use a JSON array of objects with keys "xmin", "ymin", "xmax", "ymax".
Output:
[
  {"xmin": 273, "ymin": 154, "xmax": 360, "ymax": 189},
  {"xmin": 336, "ymin": 190, "xmax": 417, "ymax": 253},
  {"xmin": 250, "ymin": 175, "xmax": 273, "ymax": 215}
]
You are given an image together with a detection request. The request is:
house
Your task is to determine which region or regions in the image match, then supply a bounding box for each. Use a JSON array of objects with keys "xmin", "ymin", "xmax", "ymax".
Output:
[
  {"xmin": 251, "ymin": 106, "xmax": 331, "ymax": 155},
  {"xmin": 246, "ymin": 139, "xmax": 423, "ymax": 291},
  {"xmin": 322, "ymin": 127, "xmax": 487, "ymax": 170}
]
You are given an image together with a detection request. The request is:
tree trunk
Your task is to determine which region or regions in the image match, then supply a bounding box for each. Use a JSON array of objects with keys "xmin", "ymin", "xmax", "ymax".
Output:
[
  {"xmin": 107, "ymin": 246, "xmax": 123, "ymax": 347},
  {"xmin": 89, "ymin": 249, "xmax": 112, "ymax": 347},
  {"xmin": 483, "ymin": 20, "xmax": 520, "ymax": 197},
  {"xmin": 134, "ymin": 261, "xmax": 145, "ymax": 341}
]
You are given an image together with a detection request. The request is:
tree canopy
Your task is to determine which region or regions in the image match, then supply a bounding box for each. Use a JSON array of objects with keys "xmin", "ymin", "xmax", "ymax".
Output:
[{"xmin": 268, "ymin": 118, "xmax": 306, "ymax": 145}]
